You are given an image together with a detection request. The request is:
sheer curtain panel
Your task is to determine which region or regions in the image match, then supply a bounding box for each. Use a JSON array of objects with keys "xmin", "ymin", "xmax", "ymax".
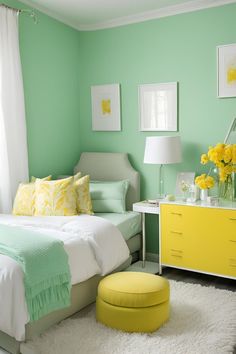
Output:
[{"xmin": 0, "ymin": 6, "xmax": 29, "ymax": 213}]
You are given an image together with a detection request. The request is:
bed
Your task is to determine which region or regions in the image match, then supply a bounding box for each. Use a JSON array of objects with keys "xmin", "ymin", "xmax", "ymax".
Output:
[{"xmin": 0, "ymin": 152, "xmax": 141, "ymax": 354}]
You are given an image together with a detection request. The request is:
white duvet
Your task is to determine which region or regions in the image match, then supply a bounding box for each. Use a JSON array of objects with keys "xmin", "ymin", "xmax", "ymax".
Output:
[{"xmin": 0, "ymin": 214, "xmax": 130, "ymax": 341}]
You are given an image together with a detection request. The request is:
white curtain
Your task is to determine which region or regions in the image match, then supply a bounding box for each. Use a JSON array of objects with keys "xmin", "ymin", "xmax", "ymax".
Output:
[{"xmin": 0, "ymin": 6, "xmax": 29, "ymax": 213}]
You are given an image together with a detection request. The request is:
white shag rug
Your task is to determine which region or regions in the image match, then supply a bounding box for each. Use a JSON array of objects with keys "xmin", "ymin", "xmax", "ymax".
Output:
[{"xmin": 21, "ymin": 280, "xmax": 236, "ymax": 354}]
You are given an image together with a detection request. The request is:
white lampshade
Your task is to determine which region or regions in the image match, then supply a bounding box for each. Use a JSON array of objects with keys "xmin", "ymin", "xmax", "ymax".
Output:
[{"xmin": 144, "ymin": 136, "xmax": 182, "ymax": 165}]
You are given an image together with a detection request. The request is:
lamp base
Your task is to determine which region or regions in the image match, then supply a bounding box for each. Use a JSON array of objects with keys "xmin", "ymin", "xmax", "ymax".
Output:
[{"xmin": 159, "ymin": 164, "xmax": 164, "ymax": 200}]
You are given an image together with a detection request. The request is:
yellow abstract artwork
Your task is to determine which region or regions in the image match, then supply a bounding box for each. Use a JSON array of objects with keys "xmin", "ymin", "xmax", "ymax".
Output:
[
  {"xmin": 227, "ymin": 66, "xmax": 236, "ymax": 84},
  {"xmin": 91, "ymin": 84, "xmax": 120, "ymax": 130},
  {"xmin": 101, "ymin": 99, "xmax": 111, "ymax": 115},
  {"xmin": 218, "ymin": 44, "xmax": 236, "ymax": 97}
]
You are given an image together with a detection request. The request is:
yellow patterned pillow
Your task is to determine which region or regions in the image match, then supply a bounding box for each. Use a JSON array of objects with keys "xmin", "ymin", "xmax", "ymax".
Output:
[
  {"xmin": 74, "ymin": 175, "xmax": 93, "ymax": 215},
  {"xmin": 74, "ymin": 172, "xmax": 81, "ymax": 181},
  {"xmin": 34, "ymin": 176, "xmax": 77, "ymax": 216},
  {"xmin": 12, "ymin": 176, "xmax": 51, "ymax": 216}
]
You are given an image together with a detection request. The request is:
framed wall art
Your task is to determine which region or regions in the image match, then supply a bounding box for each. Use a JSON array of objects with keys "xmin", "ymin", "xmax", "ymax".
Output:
[
  {"xmin": 139, "ymin": 82, "xmax": 177, "ymax": 131},
  {"xmin": 175, "ymin": 172, "xmax": 195, "ymax": 197},
  {"xmin": 91, "ymin": 84, "xmax": 121, "ymax": 131},
  {"xmin": 217, "ymin": 43, "xmax": 236, "ymax": 98}
]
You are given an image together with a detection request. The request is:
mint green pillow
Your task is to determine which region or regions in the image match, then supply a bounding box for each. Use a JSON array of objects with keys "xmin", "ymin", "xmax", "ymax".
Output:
[{"xmin": 90, "ymin": 180, "xmax": 129, "ymax": 213}]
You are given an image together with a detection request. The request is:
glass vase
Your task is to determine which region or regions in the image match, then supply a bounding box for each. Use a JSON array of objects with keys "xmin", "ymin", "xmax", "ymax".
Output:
[
  {"xmin": 208, "ymin": 167, "xmax": 219, "ymax": 197},
  {"xmin": 219, "ymin": 174, "xmax": 234, "ymax": 201}
]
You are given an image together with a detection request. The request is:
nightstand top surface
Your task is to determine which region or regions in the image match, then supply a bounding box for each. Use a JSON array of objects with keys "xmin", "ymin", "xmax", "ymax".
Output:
[
  {"xmin": 133, "ymin": 201, "xmax": 160, "ymax": 214},
  {"xmin": 133, "ymin": 199, "xmax": 236, "ymax": 212}
]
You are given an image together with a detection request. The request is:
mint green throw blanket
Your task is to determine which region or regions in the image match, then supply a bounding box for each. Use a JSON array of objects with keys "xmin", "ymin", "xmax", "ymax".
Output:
[{"xmin": 0, "ymin": 224, "xmax": 71, "ymax": 321}]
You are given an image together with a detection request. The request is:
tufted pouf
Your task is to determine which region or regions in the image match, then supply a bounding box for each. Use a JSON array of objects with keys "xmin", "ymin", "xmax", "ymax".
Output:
[{"xmin": 96, "ymin": 271, "xmax": 170, "ymax": 333}]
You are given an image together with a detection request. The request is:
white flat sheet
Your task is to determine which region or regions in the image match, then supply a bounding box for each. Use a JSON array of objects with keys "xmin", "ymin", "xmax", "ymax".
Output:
[{"xmin": 0, "ymin": 214, "xmax": 130, "ymax": 341}]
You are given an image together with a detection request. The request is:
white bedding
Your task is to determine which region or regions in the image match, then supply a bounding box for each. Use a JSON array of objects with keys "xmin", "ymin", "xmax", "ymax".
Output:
[{"xmin": 0, "ymin": 214, "xmax": 130, "ymax": 341}]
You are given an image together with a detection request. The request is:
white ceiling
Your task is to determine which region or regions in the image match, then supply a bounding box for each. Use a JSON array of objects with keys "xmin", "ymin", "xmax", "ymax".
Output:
[{"xmin": 20, "ymin": 0, "xmax": 236, "ymax": 30}]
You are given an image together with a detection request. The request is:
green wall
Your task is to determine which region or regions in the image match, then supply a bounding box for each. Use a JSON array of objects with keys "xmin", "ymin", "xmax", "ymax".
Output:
[
  {"xmin": 4, "ymin": 0, "xmax": 81, "ymax": 178},
  {"xmin": 78, "ymin": 4, "xmax": 236, "ymax": 252},
  {"xmin": 3, "ymin": 2, "xmax": 236, "ymax": 253}
]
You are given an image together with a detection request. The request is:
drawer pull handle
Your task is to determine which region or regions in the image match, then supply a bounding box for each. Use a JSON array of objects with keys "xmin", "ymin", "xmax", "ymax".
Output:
[
  {"xmin": 171, "ymin": 212, "xmax": 182, "ymax": 216},
  {"xmin": 229, "ymin": 240, "xmax": 236, "ymax": 243},
  {"xmin": 229, "ymin": 218, "xmax": 236, "ymax": 221},
  {"xmin": 229, "ymin": 262, "xmax": 236, "ymax": 267},
  {"xmin": 229, "ymin": 259, "xmax": 236, "ymax": 267},
  {"xmin": 170, "ymin": 249, "xmax": 182, "ymax": 253},
  {"xmin": 171, "ymin": 254, "xmax": 183, "ymax": 258},
  {"xmin": 171, "ymin": 231, "xmax": 183, "ymax": 235}
]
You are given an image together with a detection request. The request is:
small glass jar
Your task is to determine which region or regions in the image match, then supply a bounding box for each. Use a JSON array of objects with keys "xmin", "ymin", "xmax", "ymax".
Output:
[{"xmin": 188, "ymin": 184, "xmax": 198, "ymax": 203}]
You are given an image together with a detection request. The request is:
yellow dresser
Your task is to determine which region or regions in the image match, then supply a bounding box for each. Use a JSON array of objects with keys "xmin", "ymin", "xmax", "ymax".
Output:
[{"xmin": 160, "ymin": 202, "xmax": 236, "ymax": 279}]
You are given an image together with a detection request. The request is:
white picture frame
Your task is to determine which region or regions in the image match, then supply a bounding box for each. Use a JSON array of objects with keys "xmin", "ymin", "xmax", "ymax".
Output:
[
  {"xmin": 139, "ymin": 82, "xmax": 177, "ymax": 131},
  {"xmin": 91, "ymin": 84, "xmax": 121, "ymax": 131},
  {"xmin": 175, "ymin": 172, "xmax": 195, "ymax": 197},
  {"xmin": 217, "ymin": 43, "xmax": 236, "ymax": 98}
]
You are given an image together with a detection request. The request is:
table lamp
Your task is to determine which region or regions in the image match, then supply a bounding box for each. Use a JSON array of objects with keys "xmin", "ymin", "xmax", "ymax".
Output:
[{"xmin": 144, "ymin": 136, "xmax": 182, "ymax": 198}]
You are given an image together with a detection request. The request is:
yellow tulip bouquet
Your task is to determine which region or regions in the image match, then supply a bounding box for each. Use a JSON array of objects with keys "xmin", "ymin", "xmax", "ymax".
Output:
[{"xmin": 196, "ymin": 143, "xmax": 236, "ymax": 199}]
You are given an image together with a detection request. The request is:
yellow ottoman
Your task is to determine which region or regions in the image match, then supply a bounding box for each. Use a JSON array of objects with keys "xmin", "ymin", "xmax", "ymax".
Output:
[{"xmin": 96, "ymin": 272, "xmax": 170, "ymax": 333}]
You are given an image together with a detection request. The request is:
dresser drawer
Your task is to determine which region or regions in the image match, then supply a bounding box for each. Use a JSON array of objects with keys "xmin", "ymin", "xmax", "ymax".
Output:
[
  {"xmin": 161, "ymin": 247, "xmax": 185, "ymax": 267},
  {"xmin": 222, "ymin": 238, "xmax": 236, "ymax": 277},
  {"xmin": 205, "ymin": 207, "xmax": 236, "ymax": 224},
  {"xmin": 221, "ymin": 235, "xmax": 236, "ymax": 257},
  {"xmin": 219, "ymin": 211, "xmax": 236, "ymax": 238},
  {"xmin": 212, "ymin": 255, "xmax": 236, "ymax": 278},
  {"xmin": 160, "ymin": 204, "xmax": 187, "ymax": 231},
  {"xmin": 226, "ymin": 258, "xmax": 236, "ymax": 277},
  {"xmin": 161, "ymin": 230, "xmax": 184, "ymax": 253}
]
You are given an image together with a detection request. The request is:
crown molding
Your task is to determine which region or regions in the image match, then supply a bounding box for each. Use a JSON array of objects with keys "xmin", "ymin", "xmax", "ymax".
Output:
[
  {"xmin": 19, "ymin": 0, "xmax": 80, "ymax": 30},
  {"xmin": 20, "ymin": 0, "xmax": 236, "ymax": 31},
  {"xmin": 78, "ymin": 0, "xmax": 236, "ymax": 31}
]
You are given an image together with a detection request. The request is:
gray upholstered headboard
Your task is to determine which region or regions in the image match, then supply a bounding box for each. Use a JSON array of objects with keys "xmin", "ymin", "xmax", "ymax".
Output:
[{"xmin": 74, "ymin": 152, "xmax": 140, "ymax": 211}]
